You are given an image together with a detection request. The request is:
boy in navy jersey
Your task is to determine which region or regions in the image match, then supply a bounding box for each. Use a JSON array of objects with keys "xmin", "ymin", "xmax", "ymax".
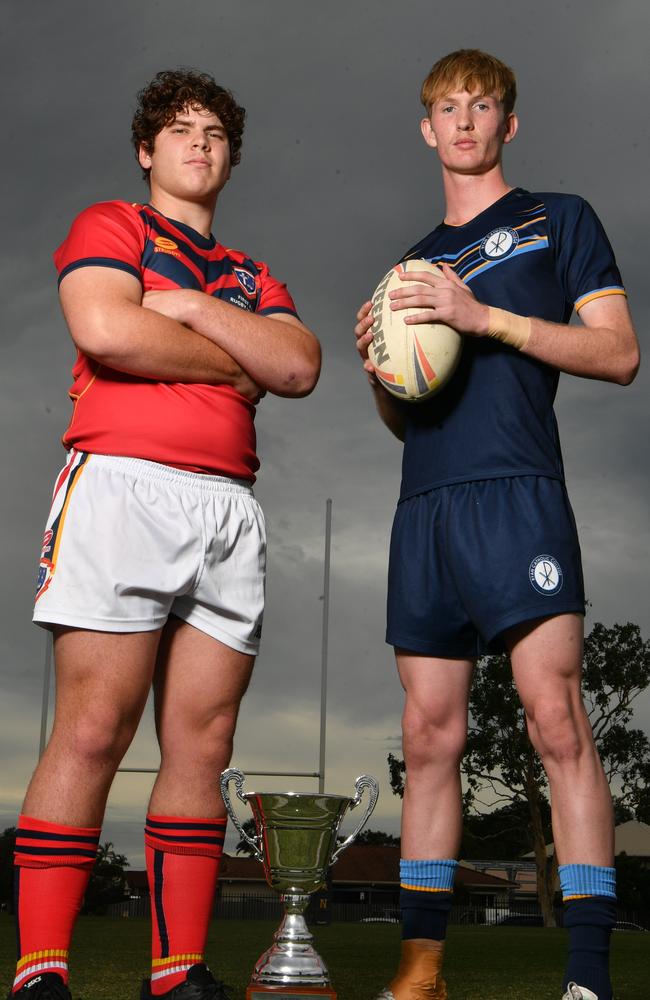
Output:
[
  {"xmin": 9, "ymin": 70, "xmax": 320, "ymax": 1000},
  {"xmin": 355, "ymin": 50, "xmax": 639, "ymax": 1000}
]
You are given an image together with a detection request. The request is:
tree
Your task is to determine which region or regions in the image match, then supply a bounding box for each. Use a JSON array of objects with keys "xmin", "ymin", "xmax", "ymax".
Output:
[
  {"xmin": 463, "ymin": 652, "xmax": 560, "ymax": 925},
  {"xmin": 354, "ymin": 829, "xmax": 401, "ymax": 846},
  {"xmin": 82, "ymin": 841, "xmax": 129, "ymax": 915},
  {"xmin": 461, "ymin": 800, "xmax": 552, "ymax": 861},
  {"xmin": 387, "ymin": 753, "xmax": 406, "ymax": 800},
  {"xmin": 0, "ymin": 832, "xmax": 129, "ymax": 915},
  {"xmin": 614, "ymin": 851, "xmax": 650, "ymax": 912},
  {"xmin": 388, "ymin": 621, "xmax": 650, "ymax": 927},
  {"xmin": 583, "ymin": 623, "xmax": 650, "ymax": 823}
]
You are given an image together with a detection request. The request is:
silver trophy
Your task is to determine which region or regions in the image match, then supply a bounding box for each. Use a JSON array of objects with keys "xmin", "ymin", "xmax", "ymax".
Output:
[{"xmin": 220, "ymin": 768, "xmax": 379, "ymax": 999}]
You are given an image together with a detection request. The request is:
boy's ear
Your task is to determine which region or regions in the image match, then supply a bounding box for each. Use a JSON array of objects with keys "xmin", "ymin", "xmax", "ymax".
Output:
[
  {"xmin": 138, "ymin": 144, "xmax": 152, "ymax": 169},
  {"xmin": 420, "ymin": 116, "xmax": 438, "ymax": 149},
  {"xmin": 503, "ymin": 112, "xmax": 519, "ymax": 145}
]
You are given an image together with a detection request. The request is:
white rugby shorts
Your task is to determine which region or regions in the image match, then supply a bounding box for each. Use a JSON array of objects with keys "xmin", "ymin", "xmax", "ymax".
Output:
[{"xmin": 33, "ymin": 450, "xmax": 266, "ymax": 654}]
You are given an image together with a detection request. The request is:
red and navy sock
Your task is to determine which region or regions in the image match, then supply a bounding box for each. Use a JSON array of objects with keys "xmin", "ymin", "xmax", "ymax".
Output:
[
  {"xmin": 145, "ymin": 814, "xmax": 226, "ymax": 996},
  {"xmin": 559, "ymin": 864, "xmax": 616, "ymax": 1000},
  {"xmin": 12, "ymin": 815, "xmax": 100, "ymax": 992}
]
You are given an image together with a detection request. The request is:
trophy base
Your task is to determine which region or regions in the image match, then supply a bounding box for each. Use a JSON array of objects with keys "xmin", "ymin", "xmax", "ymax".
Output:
[{"xmin": 247, "ymin": 987, "xmax": 336, "ymax": 999}]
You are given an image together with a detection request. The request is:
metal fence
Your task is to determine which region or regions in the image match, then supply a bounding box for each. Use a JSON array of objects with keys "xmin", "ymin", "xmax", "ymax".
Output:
[
  {"xmin": 106, "ymin": 893, "xmax": 649, "ymax": 929},
  {"xmin": 108, "ymin": 894, "xmax": 283, "ymax": 921}
]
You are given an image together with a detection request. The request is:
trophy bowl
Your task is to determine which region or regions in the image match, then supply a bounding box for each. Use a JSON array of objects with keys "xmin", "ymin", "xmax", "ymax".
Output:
[{"xmin": 220, "ymin": 769, "xmax": 379, "ymax": 999}]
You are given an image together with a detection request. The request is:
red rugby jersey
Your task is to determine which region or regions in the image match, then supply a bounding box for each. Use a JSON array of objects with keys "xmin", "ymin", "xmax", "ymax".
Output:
[{"xmin": 54, "ymin": 201, "xmax": 300, "ymax": 480}]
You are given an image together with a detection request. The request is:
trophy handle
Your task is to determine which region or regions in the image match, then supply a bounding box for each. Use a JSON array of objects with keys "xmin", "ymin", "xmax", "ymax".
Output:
[
  {"xmin": 330, "ymin": 774, "xmax": 379, "ymax": 864},
  {"xmin": 219, "ymin": 767, "xmax": 264, "ymax": 863}
]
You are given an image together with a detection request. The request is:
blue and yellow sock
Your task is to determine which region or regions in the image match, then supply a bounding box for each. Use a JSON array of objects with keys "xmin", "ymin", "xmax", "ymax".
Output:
[
  {"xmin": 400, "ymin": 859, "xmax": 457, "ymax": 941},
  {"xmin": 559, "ymin": 863, "xmax": 616, "ymax": 1000}
]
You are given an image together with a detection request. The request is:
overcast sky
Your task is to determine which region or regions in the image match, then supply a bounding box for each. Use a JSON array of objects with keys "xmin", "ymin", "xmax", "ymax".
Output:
[{"xmin": 1, "ymin": 0, "xmax": 648, "ymax": 867}]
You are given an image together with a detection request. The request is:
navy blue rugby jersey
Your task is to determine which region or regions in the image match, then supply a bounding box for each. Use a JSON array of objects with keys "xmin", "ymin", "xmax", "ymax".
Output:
[{"xmin": 396, "ymin": 188, "xmax": 625, "ymax": 499}]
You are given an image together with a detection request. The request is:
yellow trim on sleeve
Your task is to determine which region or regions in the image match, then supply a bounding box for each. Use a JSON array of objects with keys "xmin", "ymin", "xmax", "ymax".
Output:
[{"xmin": 575, "ymin": 288, "xmax": 627, "ymax": 311}]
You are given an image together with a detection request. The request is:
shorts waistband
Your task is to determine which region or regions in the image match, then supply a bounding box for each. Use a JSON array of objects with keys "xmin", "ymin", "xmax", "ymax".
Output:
[{"xmin": 78, "ymin": 451, "xmax": 254, "ymax": 495}]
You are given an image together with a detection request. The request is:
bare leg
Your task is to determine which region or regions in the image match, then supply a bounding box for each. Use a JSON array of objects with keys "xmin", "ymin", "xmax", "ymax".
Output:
[
  {"xmin": 507, "ymin": 613, "xmax": 614, "ymax": 866},
  {"xmin": 381, "ymin": 652, "xmax": 473, "ymax": 1000},
  {"xmin": 149, "ymin": 617, "xmax": 255, "ymax": 817},
  {"xmin": 397, "ymin": 650, "xmax": 474, "ymax": 859},
  {"xmin": 14, "ymin": 627, "xmax": 161, "ymax": 995},
  {"xmin": 142, "ymin": 619, "xmax": 255, "ymax": 995},
  {"xmin": 24, "ymin": 627, "xmax": 162, "ymax": 826}
]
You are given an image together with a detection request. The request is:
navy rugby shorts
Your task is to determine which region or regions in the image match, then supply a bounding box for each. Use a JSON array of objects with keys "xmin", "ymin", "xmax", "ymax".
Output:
[{"xmin": 386, "ymin": 476, "xmax": 585, "ymax": 658}]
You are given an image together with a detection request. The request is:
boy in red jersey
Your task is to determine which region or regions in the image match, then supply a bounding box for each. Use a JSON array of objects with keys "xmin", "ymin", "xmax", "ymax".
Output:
[
  {"xmin": 355, "ymin": 50, "xmax": 639, "ymax": 1000},
  {"xmin": 10, "ymin": 70, "xmax": 320, "ymax": 1000}
]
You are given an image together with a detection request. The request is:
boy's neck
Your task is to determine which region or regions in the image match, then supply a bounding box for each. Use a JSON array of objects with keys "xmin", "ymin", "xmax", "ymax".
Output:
[
  {"xmin": 147, "ymin": 189, "xmax": 217, "ymax": 238},
  {"xmin": 441, "ymin": 165, "xmax": 513, "ymax": 227}
]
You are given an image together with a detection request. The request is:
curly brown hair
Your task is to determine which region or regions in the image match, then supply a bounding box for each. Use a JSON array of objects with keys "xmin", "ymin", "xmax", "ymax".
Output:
[{"xmin": 131, "ymin": 69, "xmax": 246, "ymax": 181}]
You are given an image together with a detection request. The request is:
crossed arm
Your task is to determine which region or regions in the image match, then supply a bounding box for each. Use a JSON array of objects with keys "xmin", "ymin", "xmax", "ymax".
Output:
[
  {"xmin": 60, "ymin": 267, "xmax": 321, "ymax": 400},
  {"xmin": 355, "ymin": 263, "xmax": 640, "ymax": 439}
]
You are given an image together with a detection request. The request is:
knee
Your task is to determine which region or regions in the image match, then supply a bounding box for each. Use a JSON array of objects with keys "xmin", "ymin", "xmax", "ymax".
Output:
[
  {"xmin": 402, "ymin": 705, "xmax": 467, "ymax": 773},
  {"xmin": 525, "ymin": 698, "xmax": 589, "ymax": 766},
  {"xmin": 197, "ymin": 714, "xmax": 236, "ymax": 767},
  {"xmin": 57, "ymin": 707, "xmax": 137, "ymax": 769},
  {"xmin": 160, "ymin": 705, "xmax": 239, "ymax": 770}
]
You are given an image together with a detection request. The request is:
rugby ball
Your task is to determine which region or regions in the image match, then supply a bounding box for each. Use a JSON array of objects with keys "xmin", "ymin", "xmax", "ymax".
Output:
[{"xmin": 368, "ymin": 259, "xmax": 462, "ymax": 402}]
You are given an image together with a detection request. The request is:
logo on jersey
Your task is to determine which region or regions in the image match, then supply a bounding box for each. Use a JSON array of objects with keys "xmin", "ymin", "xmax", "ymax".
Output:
[
  {"xmin": 153, "ymin": 236, "xmax": 181, "ymax": 257},
  {"xmin": 41, "ymin": 529, "xmax": 54, "ymax": 557},
  {"xmin": 233, "ymin": 266, "xmax": 257, "ymax": 298},
  {"xmin": 529, "ymin": 554, "xmax": 563, "ymax": 595},
  {"xmin": 480, "ymin": 227, "xmax": 519, "ymax": 261},
  {"xmin": 155, "ymin": 236, "xmax": 178, "ymax": 251}
]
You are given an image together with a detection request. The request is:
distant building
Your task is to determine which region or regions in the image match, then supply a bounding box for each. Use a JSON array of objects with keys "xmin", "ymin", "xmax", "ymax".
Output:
[
  {"xmin": 521, "ymin": 821, "xmax": 650, "ymax": 866},
  {"xmin": 115, "ymin": 823, "xmax": 650, "ymax": 920},
  {"xmin": 612, "ymin": 821, "xmax": 650, "ymax": 864},
  {"xmin": 479, "ymin": 820, "xmax": 650, "ymax": 904},
  {"xmin": 125, "ymin": 844, "xmax": 515, "ymax": 908},
  {"xmin": 327, "ymin": 845, "xmax": 514, "ymax": 911}
]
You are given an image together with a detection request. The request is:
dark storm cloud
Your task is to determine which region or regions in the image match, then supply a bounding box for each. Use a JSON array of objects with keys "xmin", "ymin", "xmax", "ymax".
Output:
[{"xmin": 1, "ymin": 0, "xmax": 648, "ymax": 863}]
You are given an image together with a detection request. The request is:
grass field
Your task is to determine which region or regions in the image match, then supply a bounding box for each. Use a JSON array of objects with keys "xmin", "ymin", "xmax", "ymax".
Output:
[{"xmin": 0, "ymin": 915, "xmax": 647, "ymax": 999}]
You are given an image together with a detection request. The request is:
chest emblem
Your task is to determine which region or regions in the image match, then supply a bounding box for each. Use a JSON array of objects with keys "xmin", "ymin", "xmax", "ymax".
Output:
[
  {"xmin": 154, "ymin": 236, "xmax": 180, "ymax": 256},
  {"xmin": 233, "ymin": 266, "xmax": 257, "ymax": 298},
  {"xmin": 480, "ymin": 227, "xmax": 519, "ymax": 261}
]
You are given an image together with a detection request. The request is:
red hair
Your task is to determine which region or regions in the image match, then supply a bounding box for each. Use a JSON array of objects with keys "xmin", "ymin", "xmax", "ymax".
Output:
[{"xmin": 420, "ymin": 49, "xmax": 517, "ymax": 116}]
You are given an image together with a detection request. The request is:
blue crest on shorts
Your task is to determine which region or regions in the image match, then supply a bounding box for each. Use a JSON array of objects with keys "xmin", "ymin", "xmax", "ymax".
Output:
[
  {"xmin": 233, "ymin": 266, "xmax": 257, "ymax": 297},
  {"xmin": 35, "ymin": 560, "xmax": 53, "ymax": 600}
]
